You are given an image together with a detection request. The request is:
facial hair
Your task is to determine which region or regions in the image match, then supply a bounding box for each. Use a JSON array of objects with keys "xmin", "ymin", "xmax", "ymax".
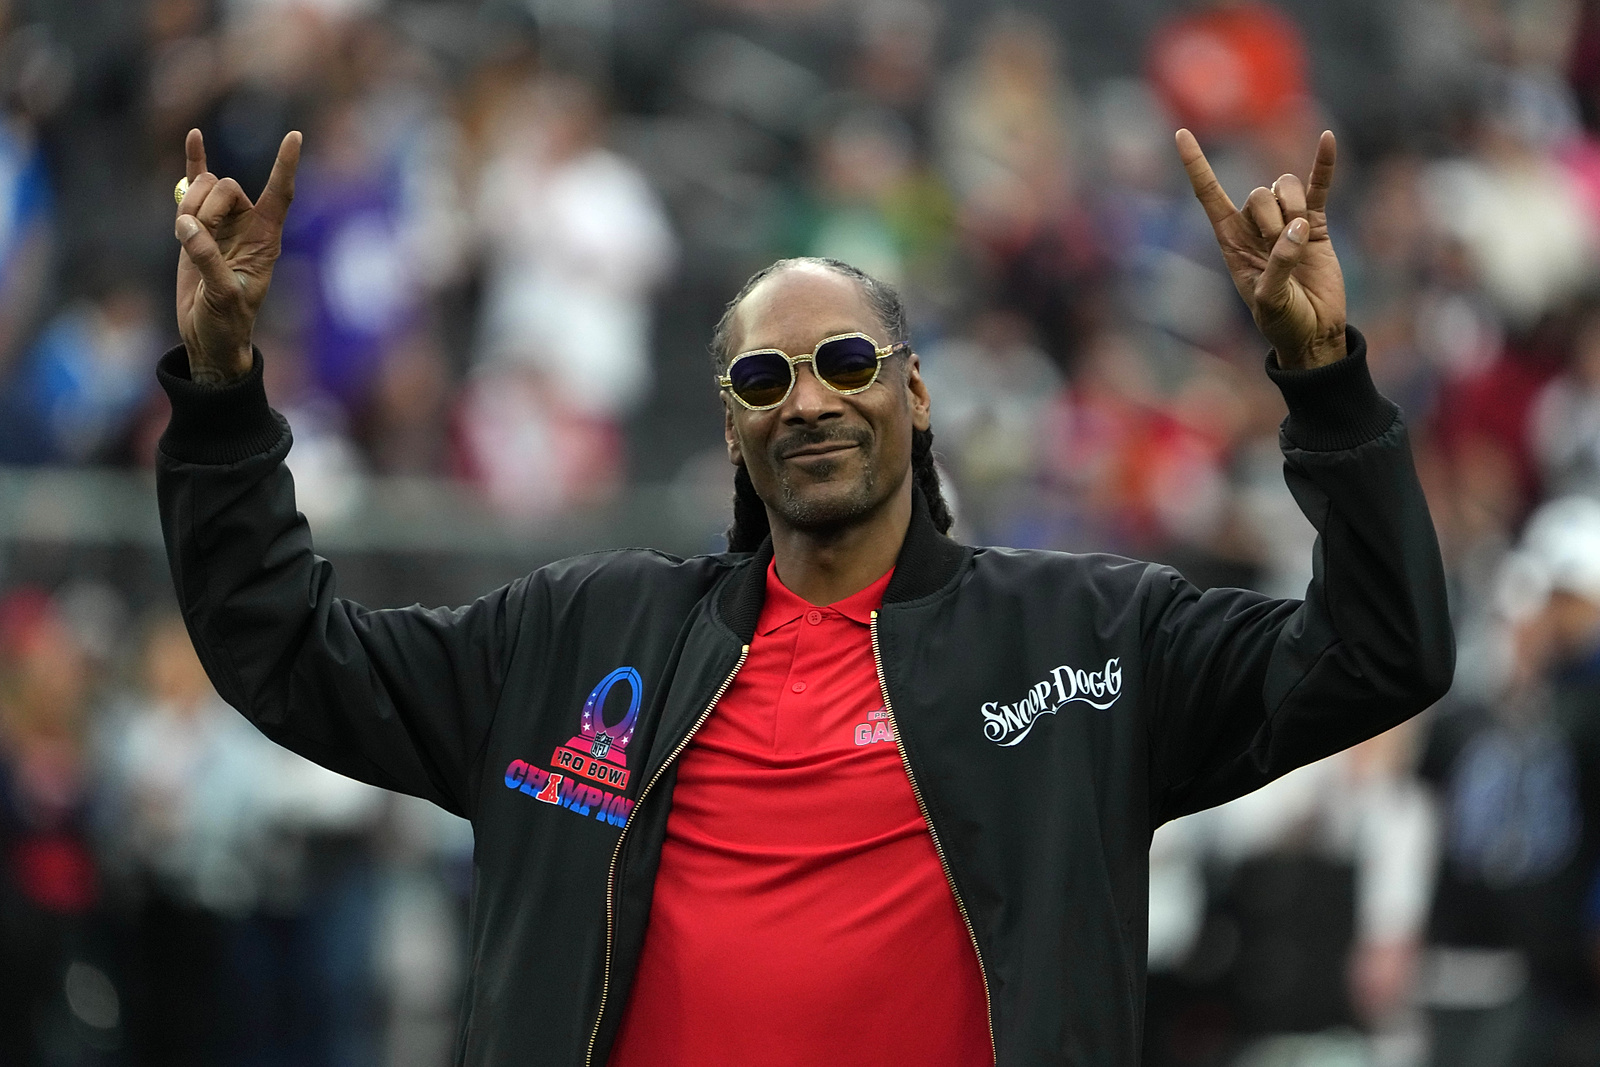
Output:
[{"xmin": 767, "ymin": 424, "xmax": 879, "ymax": 531}]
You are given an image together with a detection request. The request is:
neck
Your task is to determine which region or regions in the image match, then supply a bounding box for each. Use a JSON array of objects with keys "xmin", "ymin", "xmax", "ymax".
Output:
[{"xmin": 768, "ymin": 480, "xmax": 912, "ymax": 605}]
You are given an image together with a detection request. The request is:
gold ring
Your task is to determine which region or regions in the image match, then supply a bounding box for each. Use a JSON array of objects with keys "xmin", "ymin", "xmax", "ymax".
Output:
[{"xmin": 174, "ymin": 177, "xmax": 188, "ymax": 205}]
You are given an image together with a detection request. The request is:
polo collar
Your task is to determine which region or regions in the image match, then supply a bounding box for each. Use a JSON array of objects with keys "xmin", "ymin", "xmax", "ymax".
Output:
[
  {"xmin": 756, "ymin": 559, "xmax": 892, "ymax": 635},
  {"xmin": 717, "ymin": 484, "xmax": 972, "ymax": 644}
]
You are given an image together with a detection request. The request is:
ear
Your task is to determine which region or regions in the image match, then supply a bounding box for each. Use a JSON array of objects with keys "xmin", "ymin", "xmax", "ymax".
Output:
[
  {"xmin": 724, "ymin": 399, "xmax": 744, "ymax": 466},
  {"xmin": 905, "ymin": 352, "xmax": 931, "ymax": 432}
]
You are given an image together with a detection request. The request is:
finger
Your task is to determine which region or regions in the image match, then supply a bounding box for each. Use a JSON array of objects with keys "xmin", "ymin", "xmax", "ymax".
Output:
[
  {"xmin": 195, "ymin": 177, "xmax": 253, "ymax": 232},
  {"xmin": 1244, "ymin": 186, "xmax": 1285, "ymax": 242},
  {"xmin": 1175, "ymin": 128, "xmax": 1238, "ymax": 226},
  {"xmin": 1272, "ymin": 173, "xmax": 1307, "ymax": 222},
  {"xmin": 1305, "ymin": 130, "xmax": 1336, "ymax": 214},
  {"xmin": 175, "ymin": 214, "xmax": 237, "ymax": 298},
  {"xmin": 185, "ymin": 128, "xmax": 207, "ymax": 183},
  {"xmin": 177, "ymin": 171, "xmax": 218, "ymax": 217},
  {"xmin": 255, "ymin": 131, "xmax": 302, "ymax": 227},
  {"xmin": 1256, "ymin": 217, "xmax": 1309, "ymax": 309}
]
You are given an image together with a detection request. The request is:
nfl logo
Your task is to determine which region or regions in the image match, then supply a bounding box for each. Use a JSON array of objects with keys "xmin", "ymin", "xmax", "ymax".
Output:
[{"xmin": 589, "ymin": 732, "xmax": 613, "ymax": 760}]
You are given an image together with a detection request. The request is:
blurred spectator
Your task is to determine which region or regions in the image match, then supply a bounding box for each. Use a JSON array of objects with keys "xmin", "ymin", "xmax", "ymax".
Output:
[
  {"xmin": 0, "ymin": 587, "xmax": 120, "ymax": 1064},
  {"xmin": 102, "ymin": 614, "xmax": 263, "ymax": 1065},
  {"xmin": 1144, "ymin": 723, "xmax": 1438, "ymax": 1067},
  {"xmin": 1147, "ymin": 1, "xmax": 1310, "ymax": 142},
  {"xmin": 473, "ymin": 72, "xmax": 675, "ymax": 414},
  {"xmin": 0, "ymin": 279, "xmax": 162, "ymax": 465},
  {"xmin": 0, "ymin": 17, "xmax": 59, "ymax": 383},
  {"xmin": 1531, "ymin": 298, "xmax": 1600, "ymax": 499},
  {"xmin": 1424, "ymin": 74, "xmax": 1599, "ymax": 332},
  {"xmin": 935, "ymin": 13, "xmax": 1105, "ymax": 372},
  {"xmin": 462, "ymin": 71, "xmax": 676, "ymax": 518},
  {"xmin": 99, "ymin": 607, "xmax": 388, "ymax": 1067},
  {"xmin": 849, "ymin": 0, "xmax": 941, "ymax": 136},
  {"xmin": 917, "ymin": 308, "xmax": 1060, "ymax": 539},
  {"xmin": 220, "ymin": 704, "xmax": 387, "ymax": 1067},
  {"xmin": 1418, "ymin": 497, "xmax": 1600, "ymax": 1067},
  {"xmin": 772, "ymin": 102, "xmax": 955, "ymax": 305},
  {"xmin": 259, "ymin": 315, "xmax": 368, "ymax": 524},
  {"xmin": 280, "ymin": 95, "xmax": 427, "ymax": 422},
  {"xmin": 1043, "ymin": 328, "xmax": 1252, "ymax": 558}
]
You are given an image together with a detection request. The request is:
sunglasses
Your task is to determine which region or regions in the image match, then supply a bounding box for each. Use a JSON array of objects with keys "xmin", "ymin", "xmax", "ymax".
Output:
[{"xmin": 719, "ymin": 333, "xmax": 906, "ymax": 411}]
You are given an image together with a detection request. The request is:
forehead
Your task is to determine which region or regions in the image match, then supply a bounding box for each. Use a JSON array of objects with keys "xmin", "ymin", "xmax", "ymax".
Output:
[{"xmin": 731, "ymin": 266, "xmax": 885, "ymax": 354}]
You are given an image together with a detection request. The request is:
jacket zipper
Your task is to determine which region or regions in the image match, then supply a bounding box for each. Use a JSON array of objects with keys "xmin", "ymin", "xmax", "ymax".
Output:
[
  {"xmin": 584, "ymin": 645, "xmax": 749, "ymax": 1067},
  {"xmin": 871, "ymin": 610, "xmax": 997, "ymax": 1063}
]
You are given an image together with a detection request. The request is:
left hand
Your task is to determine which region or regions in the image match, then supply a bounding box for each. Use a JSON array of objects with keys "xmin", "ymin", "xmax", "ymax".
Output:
[{"xmin": 1177, "ymin": 128, "xmax": 1347, "ymax": 369}]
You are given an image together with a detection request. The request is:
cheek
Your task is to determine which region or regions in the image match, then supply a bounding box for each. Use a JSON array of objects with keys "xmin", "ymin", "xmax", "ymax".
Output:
[{"xmin": 730, "ymin": 415, "xmax": 775, "ymax": 468}]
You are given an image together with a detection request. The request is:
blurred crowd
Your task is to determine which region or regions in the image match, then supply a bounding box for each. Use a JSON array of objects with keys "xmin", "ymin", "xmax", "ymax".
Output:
[{"xmin": 5, "ymin": 0, "xmax": 1600, "ymax": 1064}]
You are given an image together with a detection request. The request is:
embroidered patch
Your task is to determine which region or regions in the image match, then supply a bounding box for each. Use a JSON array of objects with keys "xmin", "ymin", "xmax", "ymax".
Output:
[
  {"xmin": 505, "ymin": 666, "xmax": 644, "ymax": 827},
  {"xmin": 981, "ymin": 657, "xmax": 1122, "ymax": 747}
]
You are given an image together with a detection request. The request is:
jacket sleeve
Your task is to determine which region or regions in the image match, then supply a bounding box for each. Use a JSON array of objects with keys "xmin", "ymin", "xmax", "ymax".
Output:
[
  {"xmin": 1142, "ymin": 327, "xmax": 1454, "ymax": 826},
  {"xmin": 154, "ymin": 346, "xmax": 528, "ymax": 820}
]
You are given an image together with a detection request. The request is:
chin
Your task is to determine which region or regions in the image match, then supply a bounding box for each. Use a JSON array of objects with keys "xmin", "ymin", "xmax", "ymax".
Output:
[{"xmin": 773, "ymin": 477, "xmax": 883, "ymax": 532}]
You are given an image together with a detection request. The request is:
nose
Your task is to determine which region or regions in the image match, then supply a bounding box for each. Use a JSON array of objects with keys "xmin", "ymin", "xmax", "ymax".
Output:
[{"xmin": 780, "ymin": 360, "xmax": 843, "ymax": 424}]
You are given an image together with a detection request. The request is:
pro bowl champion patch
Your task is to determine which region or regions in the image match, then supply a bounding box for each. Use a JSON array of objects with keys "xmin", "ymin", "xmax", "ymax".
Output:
[{"xmin": 504, "ymin": 666, "xmax": 641, "ymax": 827}]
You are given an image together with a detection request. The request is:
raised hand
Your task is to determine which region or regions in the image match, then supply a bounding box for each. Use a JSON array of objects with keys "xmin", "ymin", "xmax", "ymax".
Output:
[
  {"xmin": 174, "ymin": 128, "xmax": 301, "ymax": 383},
  {"xmin": 1177, "ymin": 128, "xmax": 1346, "ymax": 369}
]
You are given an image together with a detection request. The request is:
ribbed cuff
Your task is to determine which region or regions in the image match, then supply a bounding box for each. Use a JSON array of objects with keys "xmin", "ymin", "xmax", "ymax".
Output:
[
  {"xmin": 1265, "ymin": 326, "xmax": 1398, "ymax": 452},
  {"xmin": 156, "ymin": 345, "xmax": 287, "ymax": 465}
]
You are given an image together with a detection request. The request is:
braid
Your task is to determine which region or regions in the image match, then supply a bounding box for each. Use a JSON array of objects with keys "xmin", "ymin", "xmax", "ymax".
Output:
[
  {"xmin": 912, "ymin": 426, "xmax": 954, "ymax": 535},
  {"xmin": 719, "ymin": 257, "xmax": 952, "ymax": 551},
  {"xmin": 727, "ymin": 464, "xmax": 771, "ymax": 553}
]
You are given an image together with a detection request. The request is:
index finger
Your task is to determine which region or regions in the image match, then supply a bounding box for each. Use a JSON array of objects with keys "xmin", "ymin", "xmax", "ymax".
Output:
[
  {"xmin": 1176, "ymin": 128, "xmax": 1238, "ymax": 226},
  {"xmin": 255, "ymin": 131, "xmax": 302, "ymax": 227},
  {"xmin": 184, "ymin": 128, "xmax": 207, "ymax": 183},
  {"xmin": 1305, "ymin": 130, "xmax": 1337, "ymax": 214}
]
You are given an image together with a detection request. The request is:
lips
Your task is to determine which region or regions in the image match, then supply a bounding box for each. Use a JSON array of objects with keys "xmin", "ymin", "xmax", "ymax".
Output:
[
  {"xmin": 773, "ymin": 425, "xmax": 871, "ymax": 462},
  {"xmin": 781, "ymin": 442, "xmax": 859, "ymax": 460}
]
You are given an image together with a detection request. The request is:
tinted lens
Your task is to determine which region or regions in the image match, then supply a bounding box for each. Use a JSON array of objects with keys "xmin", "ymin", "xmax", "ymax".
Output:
[
  {"xmin": 728, "ymin": 351, "xmax": 793, "ymax": 407},
  {"xmin": 815, "ymin": 336, "xmax": 881, "ymax": 391}
]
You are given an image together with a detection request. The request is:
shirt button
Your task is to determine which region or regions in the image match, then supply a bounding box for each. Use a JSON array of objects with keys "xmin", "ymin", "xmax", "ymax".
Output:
[
  {"xmin": 806, "ymin": 610, "xmax": 823, "ymax": 625},
  {"xmin": 791, "ymin": 681, "xmax": 807, "ymax": 693}
]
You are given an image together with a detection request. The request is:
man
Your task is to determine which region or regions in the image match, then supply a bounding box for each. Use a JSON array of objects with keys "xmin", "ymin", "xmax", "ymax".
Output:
[
  {"xmin": 1420, "ymin": 497, "xmax": 1600, "ymax": 1067},
  {"xmin": 159, "ymin": 124, "xmax": 1452, "ymax": 1065}
]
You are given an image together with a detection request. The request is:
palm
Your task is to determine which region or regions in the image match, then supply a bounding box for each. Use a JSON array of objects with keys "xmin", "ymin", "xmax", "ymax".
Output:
[
  {"xmin": 177, "ymin": 202, "xmax": 276, "ymax": 339},
  {"xmin": 1177, "ymin": 129, "xmax": 1346, "ymax": 368}
]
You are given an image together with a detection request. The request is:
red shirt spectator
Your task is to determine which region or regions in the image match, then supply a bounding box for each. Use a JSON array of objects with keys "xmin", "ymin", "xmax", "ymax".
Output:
[{"xmin": 1148, "ymin": 2, "xmax": 1311, "ymax": 138}]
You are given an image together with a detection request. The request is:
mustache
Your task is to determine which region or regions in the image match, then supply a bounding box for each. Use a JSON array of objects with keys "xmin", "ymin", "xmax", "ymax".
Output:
[{"xmin": 772, "ymin": 425, "xmax": 871, "ymax": 460}]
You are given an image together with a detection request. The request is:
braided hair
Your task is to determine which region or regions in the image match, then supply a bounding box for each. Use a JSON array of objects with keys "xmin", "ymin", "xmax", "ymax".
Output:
[{"xmin": 713, "ymin": 257, "xmax": 953, "ymax": 552}]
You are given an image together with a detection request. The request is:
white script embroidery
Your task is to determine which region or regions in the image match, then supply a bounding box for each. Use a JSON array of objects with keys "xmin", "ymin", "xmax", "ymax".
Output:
[{"xmin": 981, "ymin": 658, "xmax": 1122, "ymax": 747}]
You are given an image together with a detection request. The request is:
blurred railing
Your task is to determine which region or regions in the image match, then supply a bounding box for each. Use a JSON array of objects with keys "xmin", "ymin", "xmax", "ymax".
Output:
[{"xmin": 0, "ymin": 466, "xmax": 722, "ymax": 555}]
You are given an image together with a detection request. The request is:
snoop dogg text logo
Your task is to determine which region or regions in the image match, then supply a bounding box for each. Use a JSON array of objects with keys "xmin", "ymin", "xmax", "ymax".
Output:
[{"xmin": 981, "ymin": 658, "xmax": 1122, "ymax": 747}]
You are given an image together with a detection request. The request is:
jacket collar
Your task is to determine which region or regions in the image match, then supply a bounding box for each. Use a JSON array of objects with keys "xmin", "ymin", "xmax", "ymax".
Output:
[{"xmin": 715, "ymin": 484, "xmax": 969, "ymax": 643}]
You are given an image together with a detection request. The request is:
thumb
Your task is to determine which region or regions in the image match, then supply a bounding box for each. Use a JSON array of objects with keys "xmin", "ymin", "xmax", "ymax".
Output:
[
  {"xmin": 1255, "ymin": 217, "xmax": 1308, "ymax": 310},
  {"xmin": 175, "ymin": 214, "xmax": 237, "ymax": 298}
]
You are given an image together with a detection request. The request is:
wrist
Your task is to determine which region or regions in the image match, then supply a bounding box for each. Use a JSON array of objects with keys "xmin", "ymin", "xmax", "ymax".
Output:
[
  {"xmin": 157, "ymin": 345, "xmax": 286, "ymax": 465},
  {"xmin": 186, "ymin": 342, "xmax": 254, "ymax": 385},
  {"xmin": 1275, "ymin": 324, "xmax": 1348, "ymax": 371},
  {"xmin": 1264, "ymin": 326, "xmax": 1398, "ymax": 452}
]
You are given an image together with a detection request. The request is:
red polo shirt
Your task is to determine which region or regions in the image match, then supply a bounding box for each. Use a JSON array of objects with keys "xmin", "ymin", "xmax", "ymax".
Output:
[{"xmin": 607, "ymin": 561, "xmax": 990, "ymax": 1067}]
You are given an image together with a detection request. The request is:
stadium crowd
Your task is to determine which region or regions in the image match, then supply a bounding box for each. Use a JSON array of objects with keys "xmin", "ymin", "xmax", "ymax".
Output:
[{"xmin": 4, "ymin": 0, "xmax": 1600, "ymax": 1064}]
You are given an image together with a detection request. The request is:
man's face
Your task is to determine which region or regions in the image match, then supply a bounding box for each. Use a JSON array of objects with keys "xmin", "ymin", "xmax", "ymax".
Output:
[{"xmin": 723, "ymin": 265, "xmax": 930, "ymax": 537}]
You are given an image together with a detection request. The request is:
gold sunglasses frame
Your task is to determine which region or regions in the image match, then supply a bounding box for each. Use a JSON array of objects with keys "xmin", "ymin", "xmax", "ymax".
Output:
[{"xmin": 718, "ymin": 333, "xmax": 906, "ymax": 411}]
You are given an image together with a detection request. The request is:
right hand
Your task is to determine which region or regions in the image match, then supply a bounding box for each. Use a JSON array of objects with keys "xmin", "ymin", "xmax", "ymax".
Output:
[{"xmin": 174, "ymin": 127, "xmax": 300, "ymax": 383}]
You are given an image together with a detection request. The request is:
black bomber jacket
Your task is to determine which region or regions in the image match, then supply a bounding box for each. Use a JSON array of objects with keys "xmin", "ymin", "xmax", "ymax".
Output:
[{"xmin": 154, "ymin": 327, "xmax": 1454, "ymax": 1066}]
